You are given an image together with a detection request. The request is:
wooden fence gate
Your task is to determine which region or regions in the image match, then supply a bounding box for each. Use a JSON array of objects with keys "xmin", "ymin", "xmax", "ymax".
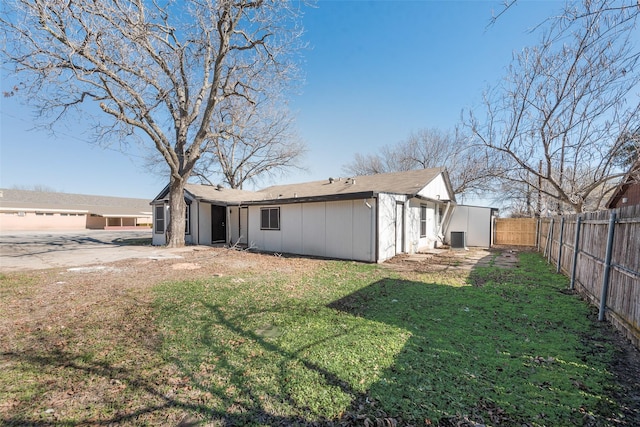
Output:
[{"xmin": 493, "ymin": 218, "xmax": 538, "ymax": 246}]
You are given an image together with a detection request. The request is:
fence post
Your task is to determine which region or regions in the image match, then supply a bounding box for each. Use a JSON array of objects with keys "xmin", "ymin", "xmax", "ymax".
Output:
[
  {"xmin": 557, "ymin": 216, "xmax": 565, "ymax": 273},
  {"xmin": 545, "ymin": 218, "xmax": 554, "ymax": 262},
  {"xmin": 570, "ymin": 215, "xmax": 582, "ymax": 290},
  {"xmin": 598, "ymin": 211, "xmax": 617, "ymax": 322}
]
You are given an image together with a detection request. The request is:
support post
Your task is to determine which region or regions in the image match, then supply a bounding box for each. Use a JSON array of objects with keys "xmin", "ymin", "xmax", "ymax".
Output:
[
  {"xmin": 545, "ymin": 218, "xmax": 554, "ymax": 262},
  {"xmin": 557, "ymin": 216, "xmax": 565, "ymax": 273},
  {"xmin": 598, "ymin": 212, "xmax": 617, "ymax": 321},
  {"xmin": 570, "ymin": 216, "xmax": 582, "ymax": 290}
]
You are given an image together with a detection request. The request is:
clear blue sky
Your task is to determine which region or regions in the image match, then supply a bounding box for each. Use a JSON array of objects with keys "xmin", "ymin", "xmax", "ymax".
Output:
[{"xmin": 0, "ymin": 1, "xmax": 561, "ymax": 200}]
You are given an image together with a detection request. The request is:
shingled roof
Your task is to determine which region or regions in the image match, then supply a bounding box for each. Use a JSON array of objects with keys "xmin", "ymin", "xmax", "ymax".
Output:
[
  {"xmin": 258, "ymin": 168, "xmax": 448, "ymax": 202},
  {"xmin": 160, "ymin": 168, "xmax": 452, "ymax": 205},
  {"xmin": 151, "ymin": 183, "xmax": 261, "ymax": 205},
  {"xmin": 0, "ymin": 188, "xmax": 152, "ymax": 217}
]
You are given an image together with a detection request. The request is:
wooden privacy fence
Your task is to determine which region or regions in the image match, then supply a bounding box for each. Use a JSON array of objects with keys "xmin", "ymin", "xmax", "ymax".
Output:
[
  {"xmin": 494, "ymin": 218, "xmax": 538, "ymax": 246},
  {"xmin": 537, "ymin": 204, "xmax": 640, "ymax": 349}
]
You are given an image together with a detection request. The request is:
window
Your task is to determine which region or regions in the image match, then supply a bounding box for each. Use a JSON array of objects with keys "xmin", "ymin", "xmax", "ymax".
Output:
[
  {"xmin": 420, "ymin": 205, "xmax": 427, "ymax": 238},
  {"xmin": 155, "ymin": 205, "xmax": 164, "ymax": 234},
  {"xmin": 260, "ymin": 207, "xmax": 280, "ymax": 230},
  {"xmin": 185, "ymin": 204, "xmax": 190, "ymax": 235}
]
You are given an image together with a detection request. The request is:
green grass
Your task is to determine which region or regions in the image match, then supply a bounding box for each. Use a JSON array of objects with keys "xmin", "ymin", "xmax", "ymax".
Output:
[
  {"xmin": 113, "ymin": 237, "xmax": 152, "ymax": 246},
  {"xmin": 153, "ymin": 253, "xmax": 622, "ymax": 425}
]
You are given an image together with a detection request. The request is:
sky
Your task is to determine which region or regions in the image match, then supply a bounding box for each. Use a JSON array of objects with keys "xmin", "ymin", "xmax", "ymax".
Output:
[{"xmin": 0, "ymin": 0, "xmax": 562, "ymax": 201}]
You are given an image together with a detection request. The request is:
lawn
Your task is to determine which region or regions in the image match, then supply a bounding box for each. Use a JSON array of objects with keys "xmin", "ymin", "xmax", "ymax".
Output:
[
  {"xmin": 153, "ymin": 252, "xmax": 624, "ymax": 426},
  {"xmin": 1, "ymin": 250, "xmax": 634, "ymax": 426}
]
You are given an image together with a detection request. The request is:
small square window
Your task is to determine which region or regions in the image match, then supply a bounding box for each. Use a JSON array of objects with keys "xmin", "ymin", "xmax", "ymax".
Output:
[{"xmin": 260, "ymin": 207, "xmax": 280, "ymax": 230}]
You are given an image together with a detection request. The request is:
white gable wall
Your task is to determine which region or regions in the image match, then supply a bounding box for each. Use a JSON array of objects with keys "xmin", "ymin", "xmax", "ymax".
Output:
[
  {"xmin": 417, "ymin": 174, "xmax": 450, "ymax": 201},
  {"xmin": 247, "ymin": 198, "xmax": 376, "ymax": 262}
]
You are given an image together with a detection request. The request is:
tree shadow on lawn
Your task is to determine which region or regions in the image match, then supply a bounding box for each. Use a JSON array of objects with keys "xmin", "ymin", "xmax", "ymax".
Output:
[
  {"xmin": 2, "ymin": 270, "xmax": 632, "ymax": 426},
  {"xmin": 328, "ymin": 277, "xmax": 624, "ymax": 426},
  {"xmin": 1, "ymin": 326, "xmax": 334, "ymax": 426},
  {"xmin": 158, "ymin": 273, "xmax": 626, "ymax": 425}
]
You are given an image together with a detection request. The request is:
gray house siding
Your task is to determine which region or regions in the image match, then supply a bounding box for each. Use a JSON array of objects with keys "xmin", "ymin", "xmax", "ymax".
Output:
[{"xmin": 246, "ymin": 198, "xmax": 376, "ymax": 262}]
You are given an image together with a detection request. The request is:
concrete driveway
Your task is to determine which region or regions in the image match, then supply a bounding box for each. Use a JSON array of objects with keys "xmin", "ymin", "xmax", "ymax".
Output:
[{"xmin": 0, "ymin": 230, "xmax": 186, "ymax": 272}]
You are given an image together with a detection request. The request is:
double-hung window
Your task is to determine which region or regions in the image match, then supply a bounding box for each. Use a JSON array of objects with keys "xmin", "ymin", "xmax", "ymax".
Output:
[
  {"xmin": 420, "ymin": 205, "xmax": 427, "ymax": 238},
  {"xmin": 155, "ymin": 202, "xmax": 190, "ymax": 235},
  {"xmin": 260, "ymin": 207, "xmax": 280, "ymax": 230},
  {"xmin": 155, "ymin": 205, "xmax": 165, "ymax": 234},
  {"xmin": 185, "ymin": 203, "xmax": 191, "ymax": 235}
]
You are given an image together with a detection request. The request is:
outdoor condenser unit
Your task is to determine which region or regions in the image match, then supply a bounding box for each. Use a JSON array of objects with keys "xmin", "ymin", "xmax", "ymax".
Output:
[{"xmin": 450, "ymin": 231, "xmax": 466, "ymax": 249}]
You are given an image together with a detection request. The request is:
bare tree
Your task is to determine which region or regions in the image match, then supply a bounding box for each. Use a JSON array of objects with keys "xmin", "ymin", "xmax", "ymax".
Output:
[
  {"xmin": 472, "ymin": 0, "xmax": 640, "ymax": 214},
  {"xmin": 1, "ymin": 0, "xmax": 304, "ymax": 247},
  {"xmin": 189, "ymin": 96, "xmax": 307, "ymax": 189},
  {"xmin": 612, "ymin": 126, "xmax": 640, "ymax": 169},
  {"xmin": 343, "ymin": 127, "xmax": 499, "ymax": 197}
]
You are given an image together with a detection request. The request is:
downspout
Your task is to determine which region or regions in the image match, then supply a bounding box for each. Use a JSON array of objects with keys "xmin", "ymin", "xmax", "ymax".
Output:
[{"xmin": 374, "ymin": 195, "xmax": 380, "ymax": 263}]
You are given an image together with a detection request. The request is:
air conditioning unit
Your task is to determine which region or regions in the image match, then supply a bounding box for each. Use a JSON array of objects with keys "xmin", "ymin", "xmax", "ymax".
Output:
[{"xmin": 450, "ymin": 231, "xmax": 466, "ymax": 249}]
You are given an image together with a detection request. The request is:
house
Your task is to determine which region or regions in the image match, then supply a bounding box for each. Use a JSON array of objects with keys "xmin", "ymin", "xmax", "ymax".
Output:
[
  {"xmin": 606, "ymin": 160, "xmax": 640, "ymax": 209},
  {"xmin": 0, "ymin": 188, "xmax": 152, "ymax": 231},
  {"xmin": 151, "ymin": 168, "xmax": 457, "ymax": 263}
]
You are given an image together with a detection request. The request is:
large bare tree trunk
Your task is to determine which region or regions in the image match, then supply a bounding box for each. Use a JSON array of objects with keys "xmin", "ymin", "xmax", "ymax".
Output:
[
  {"xmin": 167, "ymin": 178, "xmax": 187, "ymax": 248},
  {"xmin": 1, "ymin": 1, "xmax": 304, "ymax": 248}
]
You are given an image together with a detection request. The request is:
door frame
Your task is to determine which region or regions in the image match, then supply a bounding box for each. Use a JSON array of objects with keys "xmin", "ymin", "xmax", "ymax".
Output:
[
  {"xmin": 211, "ymin": 205, "xmax": 227, "ymax": 243},
  {"xmin": 238, "ymin": 207, "xmax": 248, "ymax": 245},
  {"xmin": 395, "ymin": 201, "xmax": 405, "ymax": 254}
]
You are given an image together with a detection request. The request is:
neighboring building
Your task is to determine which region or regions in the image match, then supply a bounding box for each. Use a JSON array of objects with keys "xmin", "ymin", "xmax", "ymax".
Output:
[
  {"xmin": 151, "ymin": 168, "xmax": 456, "ymax": 263},
  {"xmin": 606, "ymin": 160, "xmax": 640, "ymax": 209},
  {"xmin": 0, "ymin": 189, "xmax": 152, "ymax": 231}
]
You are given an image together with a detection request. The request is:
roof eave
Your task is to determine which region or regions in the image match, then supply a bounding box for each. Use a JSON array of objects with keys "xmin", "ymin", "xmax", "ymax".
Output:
[
  {"xmin": 243, "ymin": 191, "xmax": 377, "ymax": 206},
  {"xmin": 414, "ymin": 194, "xmax": 456, "ymax": 205}
]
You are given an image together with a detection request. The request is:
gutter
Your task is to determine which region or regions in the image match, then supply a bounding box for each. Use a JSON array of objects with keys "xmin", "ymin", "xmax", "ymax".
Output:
[{"xmin": 241, "ymin": 191, "xmax": 377, "ymax": 206}]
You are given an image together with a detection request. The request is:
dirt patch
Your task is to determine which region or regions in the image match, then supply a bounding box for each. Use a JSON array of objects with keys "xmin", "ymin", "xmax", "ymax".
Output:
[
  {"xmin": 383, "ymin": 248, "xmax": 506, "ymax": 273},
  {"xmin": 383, "ymin": 248, "xmax": 528, "ymax": 275}
]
